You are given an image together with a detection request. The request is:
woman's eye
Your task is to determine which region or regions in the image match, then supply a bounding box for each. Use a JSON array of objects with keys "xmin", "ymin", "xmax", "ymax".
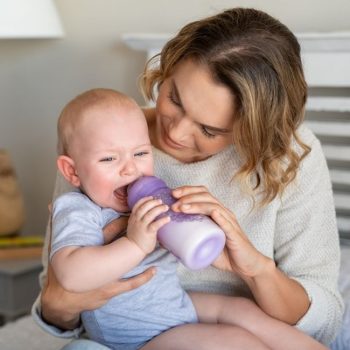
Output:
[
  {"xmin": 200, "ymin": 125, "xmax": 216, "ymax": 138},
  {"xmin": 167, "ymin": 91, "xmax": 182, "ymax": 107}
]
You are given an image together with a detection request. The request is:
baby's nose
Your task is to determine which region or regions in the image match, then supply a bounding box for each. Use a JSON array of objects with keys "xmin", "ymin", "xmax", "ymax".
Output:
[{"xmin": 120, "ymin": 159, "xmax": 138, "ymax": 176}]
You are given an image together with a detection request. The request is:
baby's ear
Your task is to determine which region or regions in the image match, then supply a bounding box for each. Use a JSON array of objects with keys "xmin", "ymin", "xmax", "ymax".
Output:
[{"xmin": 57, "ymin": 155, "xmax": 81, "ymax": 187}]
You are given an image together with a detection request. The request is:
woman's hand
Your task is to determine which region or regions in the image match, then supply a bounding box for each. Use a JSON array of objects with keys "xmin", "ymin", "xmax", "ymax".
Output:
[
  {"xmin": 171, "ymin": 186, "xmax": 271, "ymax": 280},
  {"xmin": 41, "ymin": 207, "xmax": 156, "ymax": 330},
  {"xmin": 103, "ymin": 216, "xmax": 129, "ymax": 244},
  {"xmin": 171, "ymin": 185, "xmax": 310, "ymax": 325},
  {"xmin": 41, "ymin": 262, "xmax": 156, "ymax": 330}
]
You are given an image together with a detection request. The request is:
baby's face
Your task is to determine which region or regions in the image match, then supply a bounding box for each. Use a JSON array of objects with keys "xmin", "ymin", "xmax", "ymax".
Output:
[{"xmin": 70, "ymin": 103, "xmax": 153, "ymax": 212}]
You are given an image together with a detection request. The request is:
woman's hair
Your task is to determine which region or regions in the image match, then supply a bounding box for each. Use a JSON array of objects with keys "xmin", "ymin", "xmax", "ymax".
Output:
[{"xmin": 140, "ymin": 7, "xmax": 310, "ymax": 205}]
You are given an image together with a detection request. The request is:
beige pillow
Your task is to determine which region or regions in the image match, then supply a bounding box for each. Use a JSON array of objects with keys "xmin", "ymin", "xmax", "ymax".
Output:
[{"xmin": 0, "ymin": 150, "xmax": 25, "ymax": 235}]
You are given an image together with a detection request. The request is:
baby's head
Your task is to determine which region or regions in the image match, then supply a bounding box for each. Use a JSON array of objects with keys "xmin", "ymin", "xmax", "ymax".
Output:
[{"xmin": 57, "ymin": 88, "xmax": 153, "ymax": 212}]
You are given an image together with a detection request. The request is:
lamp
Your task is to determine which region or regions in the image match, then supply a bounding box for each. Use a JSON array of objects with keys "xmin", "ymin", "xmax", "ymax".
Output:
[{"xmin": 0, "ymin": 0, "xmax": 64, "ymax": 38}]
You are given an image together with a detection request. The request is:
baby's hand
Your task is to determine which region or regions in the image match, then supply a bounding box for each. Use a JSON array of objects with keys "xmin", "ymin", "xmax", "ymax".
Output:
[{"xmin": 127, "ymin": 196, "xmax": 170, "ymax": 255}]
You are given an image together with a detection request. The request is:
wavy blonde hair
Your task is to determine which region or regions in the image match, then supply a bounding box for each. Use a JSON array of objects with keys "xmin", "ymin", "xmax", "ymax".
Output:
[{"xmin": 140, "ymin": 8, "xmax": 310, "ymax": 206}]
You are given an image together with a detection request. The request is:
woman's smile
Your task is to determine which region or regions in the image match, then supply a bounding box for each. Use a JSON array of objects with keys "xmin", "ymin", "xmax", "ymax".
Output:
[{"xmin": 153, "ymin": 59, "xmax": 234, "ymax": 163}]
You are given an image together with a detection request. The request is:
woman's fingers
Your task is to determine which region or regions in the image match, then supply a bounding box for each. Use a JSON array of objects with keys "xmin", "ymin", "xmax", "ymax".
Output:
[
  {"xmin": 176, "ymin": 200, "xmax": 220, "ymax": 216},
  {"xmin": 172, "ymin": 187, "xmax": 242, "ymax": 238},
  {"xmin": 211, "ymin": 210, "xmax": 234, "ymax": 234},
  {"xmin": 171, "ymin": 185, "xmax": 266, "ymax": 278},
  {"xmin": 211, "ymin": 247, "xmax": 233, "ymax": 271},
  {"xmin": 172, "ymin": 185, "xmax": 209, "ymax": 198},
  {"xmin": 171, "ymin": 186, "xmax": 227, "ymax": 214},
  {"xmin": 103, "ymin": 216, "xmax": 129, "ymax": 244},
  {"xmin": 101, "ymin": 267, "xmax": 156, "ymax": 300},
  {"xmin": 73, "ymin": 269, "xmax": 156, "ymax": 312},
  {"xmin": 172, "ymin": 186, "xmax": 246, "ymax": 242},
  {"xmin": 172, "ymin": 191, "xmax": 224, "ymax": 212},
  {"xmin": 172, "ymin": 187, "xmax": 217, "ymax": 207},
  {"xmin": 175, "ymin": 198, "xmax": 236, "ymax": 227}
]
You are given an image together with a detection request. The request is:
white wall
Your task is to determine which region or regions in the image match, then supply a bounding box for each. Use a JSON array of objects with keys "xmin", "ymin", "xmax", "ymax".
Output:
[{"xmin": 1, "ymin": 0, "xmax": 350, "ymax": 236}]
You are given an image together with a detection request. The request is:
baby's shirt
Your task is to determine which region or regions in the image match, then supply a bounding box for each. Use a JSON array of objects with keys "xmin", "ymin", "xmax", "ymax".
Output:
[
  {"xmin": 50, "ymin": 190, "xmax": 197, "ymax": 350},
  {"xmin": 50, "ymin": 191, "xmax": 121, "ymax": 261}
]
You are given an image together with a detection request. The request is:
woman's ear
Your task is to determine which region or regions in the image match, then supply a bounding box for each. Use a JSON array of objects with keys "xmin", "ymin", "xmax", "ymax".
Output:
[{"xmin": 57, "ymin": 155, "xmax": 81, "ymax": 187}]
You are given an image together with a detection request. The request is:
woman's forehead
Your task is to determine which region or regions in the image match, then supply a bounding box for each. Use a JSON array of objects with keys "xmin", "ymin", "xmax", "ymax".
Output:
[{"xmin": 170, "ymin": 59, "xmax": 235, "ymax": 128}]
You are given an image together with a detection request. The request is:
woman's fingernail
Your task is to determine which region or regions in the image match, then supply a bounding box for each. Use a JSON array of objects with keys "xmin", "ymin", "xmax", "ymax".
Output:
[
  {"xmin": 171, "ymin": 204, "xmax": 179, "ymax": 212},
  {"xmin": 181, "ymin": 204, "xmax": 191, "ymax": 211},
  {"xmin": 173, "ymin": 189, "xmax": 181, "ymax": 197}
]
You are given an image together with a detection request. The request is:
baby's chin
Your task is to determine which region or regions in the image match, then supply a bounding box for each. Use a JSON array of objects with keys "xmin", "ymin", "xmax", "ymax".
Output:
[
  {"xmin": 108, "ymin": 197, "xmax": 130, "ymax": 213},
  {"xmin": 114, "ymin": 199, "xmax": 131, "ymax": 213},
  {"xmin": 114, "ymin": 203, "xmax": 130, "ymax": 213}
]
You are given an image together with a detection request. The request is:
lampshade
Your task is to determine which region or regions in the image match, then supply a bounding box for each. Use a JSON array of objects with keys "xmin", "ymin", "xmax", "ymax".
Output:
[{"xmin": 0, "ymin": 0, "xmax": 64, "ymax": 38}]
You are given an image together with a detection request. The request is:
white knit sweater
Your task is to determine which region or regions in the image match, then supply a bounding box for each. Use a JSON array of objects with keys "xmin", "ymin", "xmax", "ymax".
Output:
[
  {"xmin": 33, "ymin": 125, "xmax": 343, "ymax": 345},
  {"xmin": 153, "ymin": 125, "xmax": 343, "ymax": 345}
]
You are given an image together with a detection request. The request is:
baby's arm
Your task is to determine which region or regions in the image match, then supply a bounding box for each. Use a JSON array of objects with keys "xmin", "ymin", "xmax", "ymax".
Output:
[
  {"xmin": 51, "ymin": 196, "xmax": 169, "ymax": 293},
  {"xmin": 189, "ymin": 292, "xmax": 328, "ymax": 350},
  {"xmin": 51, "ymin": 236, "xmax": 145, "ymax": 292}
]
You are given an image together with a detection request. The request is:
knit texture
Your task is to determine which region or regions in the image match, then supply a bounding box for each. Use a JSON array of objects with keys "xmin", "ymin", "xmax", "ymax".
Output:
[{"xmin": 153, "ymin": 125, "xmax": 343, "ymax": 345}]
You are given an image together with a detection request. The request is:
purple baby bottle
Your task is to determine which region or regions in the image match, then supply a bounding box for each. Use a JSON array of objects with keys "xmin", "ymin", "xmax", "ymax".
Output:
[{"xmin": 127, "ymin": 176, "xmax": 225, "ymax": 270}]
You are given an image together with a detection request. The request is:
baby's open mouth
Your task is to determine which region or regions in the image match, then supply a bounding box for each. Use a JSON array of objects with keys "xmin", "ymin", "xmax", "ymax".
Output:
[{"xmin": 114, "ymin": 185, "xmax": 128, "ymax": 204}]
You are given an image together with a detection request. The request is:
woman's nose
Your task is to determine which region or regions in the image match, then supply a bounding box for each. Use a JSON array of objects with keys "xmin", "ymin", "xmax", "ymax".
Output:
[{"xmin": 168, "ymin": 116, "xmax": 192, "ymax": 142}]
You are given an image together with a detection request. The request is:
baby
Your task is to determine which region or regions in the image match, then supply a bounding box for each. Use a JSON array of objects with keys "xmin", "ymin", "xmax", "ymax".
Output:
[{"xmin": 50, "ymin": 88, "xmax": 327, "ymax": 350}]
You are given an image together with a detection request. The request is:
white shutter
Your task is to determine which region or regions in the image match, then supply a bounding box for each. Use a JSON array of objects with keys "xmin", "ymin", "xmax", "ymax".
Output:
[{"xmin": 301, "ymin": 32, "xmax": 350, "ymax": 240}]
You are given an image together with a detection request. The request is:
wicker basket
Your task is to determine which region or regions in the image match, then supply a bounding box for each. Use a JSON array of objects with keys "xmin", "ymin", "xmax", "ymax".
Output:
[{"xmin": 0, "ymin": 150, "xmax": 25, "ymax": 235}]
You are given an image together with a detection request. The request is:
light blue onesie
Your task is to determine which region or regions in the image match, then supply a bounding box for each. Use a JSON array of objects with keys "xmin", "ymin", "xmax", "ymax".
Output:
[{"xmin": 51, "ymin": 191, "xmax": 198, "ymax": 350}]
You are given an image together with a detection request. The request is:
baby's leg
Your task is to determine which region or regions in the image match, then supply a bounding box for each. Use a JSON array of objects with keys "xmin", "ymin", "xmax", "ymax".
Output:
[
  {"xmin": 189, "ymin": 292, "xmax": 328, "ymax": 350},
  {"xmin": 141, "ymin": 323, "xmax": 272, "ymax": 350}
]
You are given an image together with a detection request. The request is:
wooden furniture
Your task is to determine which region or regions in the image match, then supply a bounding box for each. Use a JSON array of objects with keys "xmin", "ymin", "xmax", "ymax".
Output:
[{"xmin": 122, "ymin": 32, "xmax": 350, "ymax": 241}]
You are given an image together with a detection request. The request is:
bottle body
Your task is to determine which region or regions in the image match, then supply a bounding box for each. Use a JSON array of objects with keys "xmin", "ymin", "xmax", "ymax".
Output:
[{"xmin": 127, "ymin": 176, "xmax": 225, "ymax": 270}]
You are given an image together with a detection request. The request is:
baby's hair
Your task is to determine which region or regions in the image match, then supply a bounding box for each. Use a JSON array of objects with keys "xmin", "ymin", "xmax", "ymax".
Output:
[{"xmin": 57, "ymin": 88, "xmax": 139, "ymax": 156}]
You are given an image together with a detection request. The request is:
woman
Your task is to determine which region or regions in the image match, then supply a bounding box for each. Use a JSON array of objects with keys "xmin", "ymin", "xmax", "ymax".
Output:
[{"xmin": 33, "ymin": 7, "xmax": 343, "ymax": 349}]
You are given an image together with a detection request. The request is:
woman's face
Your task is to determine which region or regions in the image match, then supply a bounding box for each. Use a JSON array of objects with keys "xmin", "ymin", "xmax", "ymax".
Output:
[{"xmin": 154, "ymin": 59, "xmax": 235, "ymax": 163}]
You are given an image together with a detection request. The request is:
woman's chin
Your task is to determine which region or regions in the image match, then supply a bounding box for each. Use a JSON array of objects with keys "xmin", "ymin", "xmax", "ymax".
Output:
[{"xmin": 160, "ymin": 142, "xmax": 207, "ymax": 163}]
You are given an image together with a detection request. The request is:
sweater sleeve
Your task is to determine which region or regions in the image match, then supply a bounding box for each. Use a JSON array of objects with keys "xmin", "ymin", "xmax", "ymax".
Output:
[
  {"xmin": 31, "ymin": 295, "xmax": 84, "ymax": 339},
  {"xmin": 31, "ymin": 172, "xmax": 83, "ymax": 338},
  {"xmin": 274, "ymin": 131, "xmax": 344, "ymax": 345}
]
